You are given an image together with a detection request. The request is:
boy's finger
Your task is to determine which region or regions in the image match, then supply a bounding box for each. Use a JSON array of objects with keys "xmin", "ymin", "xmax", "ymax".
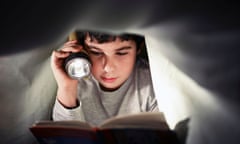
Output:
[
  {"xmin": 60, "ymin": 45, "xmax": 83, "ymax": 53},
  {"xmin": 64, "ymin": 40, "xmax": 78, "ymax": 45},
  {"xmin": 52, "ymin": 50, "xmax": 70, "ymax": 59}
]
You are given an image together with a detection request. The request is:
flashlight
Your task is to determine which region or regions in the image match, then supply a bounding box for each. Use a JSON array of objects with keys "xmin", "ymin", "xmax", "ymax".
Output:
[{"xmin": 64, "ymin": 31, "xmax": 91, "ymax": 79}]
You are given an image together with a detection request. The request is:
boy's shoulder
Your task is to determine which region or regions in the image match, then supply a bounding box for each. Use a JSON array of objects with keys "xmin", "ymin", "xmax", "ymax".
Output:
[{"xmin": 134, "ymin": 58, "xmax": 155, "ymax": 99}]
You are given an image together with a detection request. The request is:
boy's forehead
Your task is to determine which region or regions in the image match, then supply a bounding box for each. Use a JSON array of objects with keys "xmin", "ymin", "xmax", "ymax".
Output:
[
  {"xmin": 84, "ymin": 39, "xmax": 136, "ymax": 51},
  {"xmin": 85, "ymin": 35, "xmax": 134, "ymax": 45}
]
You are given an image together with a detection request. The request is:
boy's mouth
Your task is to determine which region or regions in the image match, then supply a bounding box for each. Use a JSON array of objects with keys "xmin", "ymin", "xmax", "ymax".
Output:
[{"xmin": 101, "ymin": 77, "xmax": 117, "ymax": 83}]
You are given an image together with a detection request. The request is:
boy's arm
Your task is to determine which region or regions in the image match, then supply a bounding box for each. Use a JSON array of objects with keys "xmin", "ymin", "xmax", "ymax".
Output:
[
  {"xmin": 51, "ymin": 39, "xmax": 85, "ymax": 121},
  {"xmin": 52, "ymin": 97, "xmax": 85, "ymax": 121}
]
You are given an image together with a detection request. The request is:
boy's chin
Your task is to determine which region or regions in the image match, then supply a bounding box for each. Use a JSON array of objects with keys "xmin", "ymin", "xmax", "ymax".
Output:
[{"xmin": 99, "ymin": 84, "xmax": 121, "ymax": 92}]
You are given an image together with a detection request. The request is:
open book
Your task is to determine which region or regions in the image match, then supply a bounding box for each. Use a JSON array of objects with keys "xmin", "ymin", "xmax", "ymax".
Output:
[{"xmin": 30, "ymin": 112, "xmax": 179, "ymax": 144}]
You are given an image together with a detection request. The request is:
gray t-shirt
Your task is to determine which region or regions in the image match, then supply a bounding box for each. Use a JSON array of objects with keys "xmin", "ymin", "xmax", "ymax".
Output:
[{"xmin": 53, "ymin": 58, "xmax": 159, "ymax": 126}]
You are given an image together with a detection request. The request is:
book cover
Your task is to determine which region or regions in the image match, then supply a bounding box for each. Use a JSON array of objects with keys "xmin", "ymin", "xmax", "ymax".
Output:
[{"xmin": 30, "ymin": 112, "xmax": 180, "ymax": 144}]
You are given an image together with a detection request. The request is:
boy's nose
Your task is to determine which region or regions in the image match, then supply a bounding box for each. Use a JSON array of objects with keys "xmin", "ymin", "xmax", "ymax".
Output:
[{"xmin": 103, "ymin": 58, "xmax": 114, "ymax": 73}]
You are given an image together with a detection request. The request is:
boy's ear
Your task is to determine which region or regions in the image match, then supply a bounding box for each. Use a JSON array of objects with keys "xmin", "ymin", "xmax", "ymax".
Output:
[
  {"xmin": 137, "ymin": 41, "xmax": 144, "ymax": 55},
  {"xmin": 136, "ymin": 40, "xmax": 149, "ymax": 61},
  {"xmin": 137, "ymin": 48, "xmax": 142, "ymax": 55}
]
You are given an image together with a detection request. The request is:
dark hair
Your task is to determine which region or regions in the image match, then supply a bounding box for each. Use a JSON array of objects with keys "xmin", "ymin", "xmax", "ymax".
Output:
[{"xmin": 75, "ymin": 30, "xmax": 148, "ymax": 60}]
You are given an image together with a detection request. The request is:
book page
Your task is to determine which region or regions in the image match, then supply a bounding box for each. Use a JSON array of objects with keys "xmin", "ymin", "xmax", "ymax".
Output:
[{"xmin": 99, "ymin": 112, "xmax": 169, "ymax": 130}]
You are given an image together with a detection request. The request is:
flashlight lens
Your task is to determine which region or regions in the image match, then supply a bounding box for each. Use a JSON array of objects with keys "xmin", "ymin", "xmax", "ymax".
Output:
[{"xmin": 66, "ymin": 58, "xmax": 91, "ymax": 79}]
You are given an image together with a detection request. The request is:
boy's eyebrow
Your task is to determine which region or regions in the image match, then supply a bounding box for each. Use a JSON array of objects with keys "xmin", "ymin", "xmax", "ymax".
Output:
[
  {"xmin": 86, "ymin": 44, "xmax": 132, "ymax": 51},
  {"xmin": 116, "ymin": 46, "xmax": 132, "ymax": 51}
]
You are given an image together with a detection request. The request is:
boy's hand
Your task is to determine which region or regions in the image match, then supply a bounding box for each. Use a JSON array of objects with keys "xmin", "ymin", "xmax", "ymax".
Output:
[{"xmin": 51, "ymin": 40, "xmax": 82, "ymax": 107}]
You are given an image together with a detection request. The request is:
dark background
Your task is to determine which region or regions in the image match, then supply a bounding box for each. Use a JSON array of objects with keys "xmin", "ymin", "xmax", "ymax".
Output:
[{"xmin": 0, "ymin": 0, "xmax": 239, "ymax": 143}]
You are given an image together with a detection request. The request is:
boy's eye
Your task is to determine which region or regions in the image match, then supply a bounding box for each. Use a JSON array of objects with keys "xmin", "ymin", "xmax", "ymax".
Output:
[{"xmin": 116, "ymin": 52, "xmax": 128, "ymax": 55}]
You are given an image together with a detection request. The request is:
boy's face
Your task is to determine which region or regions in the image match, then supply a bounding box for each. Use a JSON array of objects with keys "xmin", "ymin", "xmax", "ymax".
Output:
[{"xmin": 85, "ymin": 35, "xmax": 137, "ymax": 91}]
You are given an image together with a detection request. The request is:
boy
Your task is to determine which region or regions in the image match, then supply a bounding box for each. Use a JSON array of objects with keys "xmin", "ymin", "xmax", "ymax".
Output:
[{"xmin": 51, "ymin": 31, "xmax": 159, "ymax": 125}]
